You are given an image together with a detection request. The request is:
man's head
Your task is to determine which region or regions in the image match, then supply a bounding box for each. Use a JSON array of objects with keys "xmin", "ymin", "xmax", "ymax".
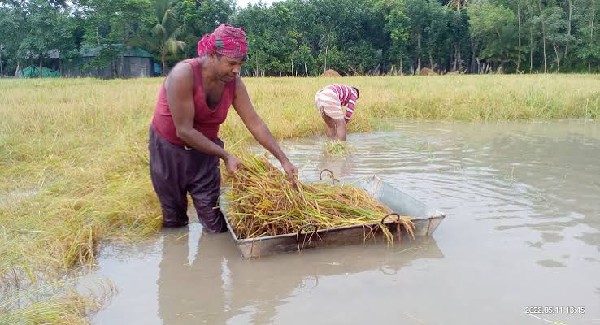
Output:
[
  {"xmin": 352, "ymin": 87, "xmax": 360, "ymax": 99},
  {"xmin": 197, "ymin": 24, "xmax": 248, "ymax": 82},
  {"xmin": 197, "ymin": 24, "xmax": 248, "ymax": 61}
]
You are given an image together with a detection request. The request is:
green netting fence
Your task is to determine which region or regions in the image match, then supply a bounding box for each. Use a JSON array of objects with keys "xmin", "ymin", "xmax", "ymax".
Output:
[{"xmin": 18, "ymin": 66, "xmax": 60, "ymax": 78}]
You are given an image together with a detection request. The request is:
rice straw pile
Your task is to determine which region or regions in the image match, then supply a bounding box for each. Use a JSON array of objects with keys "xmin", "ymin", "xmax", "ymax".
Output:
[{"xmin": 224, "ymin": 155, "xmax": 414, "ymax": 245}]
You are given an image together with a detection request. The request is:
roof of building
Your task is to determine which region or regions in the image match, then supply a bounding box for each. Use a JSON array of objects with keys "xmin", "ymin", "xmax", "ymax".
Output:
[{"xmin": 80, "ymin": 45, "xmax": 153, "ymax": 58}]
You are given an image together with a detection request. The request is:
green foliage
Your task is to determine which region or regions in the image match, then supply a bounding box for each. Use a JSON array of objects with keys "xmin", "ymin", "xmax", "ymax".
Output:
[
  {"xmin": 138, "ymin": 0, "xmax": 187, "ymax": 75},
  {"xmin": 79, "ymin": 0, "xmax": 155, "ymax": 69},
  {"xmin": 469, "ymin": 1, "xmax": 520, "ymax": 69},
  {"xmin": 573, "ymin": 0, "xmax": 600, "ymax": 71},
  {"xmin": 173, "ymin": 0, "xmax": 235, "ymax": 59},
  {"xmin": 0, "ymin": 0, "xmax": 75, "ymax": 75},
  {"xmin": 1, "ymin": 0, "xmax": 599, "ymax": 75},
  {"xmin": 382, "ymin": 0, "xmax": 411, "ymax": 67}
]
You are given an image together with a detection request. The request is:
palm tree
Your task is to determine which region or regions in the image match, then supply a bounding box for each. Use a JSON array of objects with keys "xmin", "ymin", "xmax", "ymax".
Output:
[{"xmin": 151, "ymin": 0, "xmax": 185, "ymax": 75}]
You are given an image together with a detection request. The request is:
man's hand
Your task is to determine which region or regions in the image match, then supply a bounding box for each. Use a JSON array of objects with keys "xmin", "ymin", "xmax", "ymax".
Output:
[
  {"xmin": 223, "ymin": 154, "xmax": 241, "ymax": 174},
  {"xmin": 281, "ymin": 159, "xmax": 298, "ymax": 182}
]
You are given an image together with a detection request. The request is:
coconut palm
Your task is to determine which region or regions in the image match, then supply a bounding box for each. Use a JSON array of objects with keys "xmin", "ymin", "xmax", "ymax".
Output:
[{"xmin": 151, "ymin": 0, "xmax": 185, "ymax": 75}]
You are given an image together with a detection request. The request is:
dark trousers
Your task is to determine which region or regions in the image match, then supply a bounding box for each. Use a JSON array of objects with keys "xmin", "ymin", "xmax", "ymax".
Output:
[{"xmin": 149, "ymin": 125, "xmax": 227, "ymax": 233}]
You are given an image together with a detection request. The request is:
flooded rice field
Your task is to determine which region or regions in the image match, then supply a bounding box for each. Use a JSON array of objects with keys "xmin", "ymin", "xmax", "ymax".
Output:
[{"xmin": 88, "ymin": 120, "xmax": 599, "ymax": 325}]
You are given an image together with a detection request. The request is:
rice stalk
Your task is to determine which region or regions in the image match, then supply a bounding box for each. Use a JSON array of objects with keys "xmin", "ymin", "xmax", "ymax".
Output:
[
  {"xmin": 0, "ymin": 277, "xmax": 116, "ymax": 325},
  {"xmin": 325, "ymin": 140, "xmax": 352, "ymax": 156},
  {"xmin": 224, "ymin": 154, "xmax": 415, "ymax": 246}
]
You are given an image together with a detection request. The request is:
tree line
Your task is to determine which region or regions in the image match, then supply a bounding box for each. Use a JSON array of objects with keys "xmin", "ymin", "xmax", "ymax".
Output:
[{"xmin": 0, "ymin": 0, "xmax": 599, "ymax": 77}]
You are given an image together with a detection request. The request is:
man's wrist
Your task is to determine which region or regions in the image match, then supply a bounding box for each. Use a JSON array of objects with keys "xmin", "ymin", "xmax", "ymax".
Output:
[
  {"xmin": 219, "ymin": 150, "xmax": 230, "ymax": 161},
  {"xmin": 277, "ymin": 155, "xmax": 290, "ymax": 165}
]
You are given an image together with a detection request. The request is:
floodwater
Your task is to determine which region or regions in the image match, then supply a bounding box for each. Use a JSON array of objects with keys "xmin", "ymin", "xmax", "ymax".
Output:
[{"xmin": 87, "ymin": 120, "xmax": 600, "ymax": 325}]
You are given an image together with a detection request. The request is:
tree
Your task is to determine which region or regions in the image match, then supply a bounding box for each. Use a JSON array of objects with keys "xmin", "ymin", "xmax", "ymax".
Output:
[
  {"xmin": 533, "ymin": 0, "xmax": 549, "ymax": 72},
  {"xmin": 382, "ymin": 0, "xmax": 411, "ymax": 74},
  {"xmin": 405, "ymin": 0, "xmax": 432, "ymax": 72},
  {"xmin": 0, "ymin": 6, "xmax": 26, "ymax": 75},
  {"xmin": 468, "ymin": 0, "xmax": 519, "ymax": 72},
  {"xmin": 573, "ymin": 0, "xmax": 600, "ymax": 71},
  {"xmin": 424, "ymin": 3, "xmax": 450, "ymax": 71},
  {"xmin": 80, "ymin": 0, "xmax": 155, "ymax": 73},
  {"xmin": 13, "ymin": 0, "xmax": 75, "ymax": 77},
  {"xmin": 174, "ymin": 0, "xmax": 235, "ymax": 59},
  {"xmin": 447, "ymin": 10, "xmax": 471, "ymax": 72},
  {"xmin": 146, "ymin": 0, "xmax": 185, "ymax": 75},
  {"xmin": 542, "ymin": 6, "xmax": 572, "ymax": 71}
]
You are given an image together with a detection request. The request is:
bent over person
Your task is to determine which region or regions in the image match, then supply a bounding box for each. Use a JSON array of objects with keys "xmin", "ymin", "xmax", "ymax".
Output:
[
  {"xmin": 314, "ymin": 84, "xmax": 360, "ymax": 141},
  {"xmin": 149, "ymin": 24, "xmax": 297, "ymax": 232}
]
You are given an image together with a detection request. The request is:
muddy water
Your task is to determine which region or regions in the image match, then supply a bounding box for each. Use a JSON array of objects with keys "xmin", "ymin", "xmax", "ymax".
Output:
[{"xmin": 89, "ymin": 120, "xmax": 600, "ymax": 325}]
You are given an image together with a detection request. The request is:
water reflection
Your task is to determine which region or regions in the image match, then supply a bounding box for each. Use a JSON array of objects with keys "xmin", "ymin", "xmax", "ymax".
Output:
[
  {"xmin": 156, "ymin": 226, "xmax": 444, "ymax": 324},
  {"xmin": 316, "ymin": 152, "xmax": 355, "ymax": 180},
  {"xmin": 158, "ymin": 228, "xmax": 227, "ymax": 324}
]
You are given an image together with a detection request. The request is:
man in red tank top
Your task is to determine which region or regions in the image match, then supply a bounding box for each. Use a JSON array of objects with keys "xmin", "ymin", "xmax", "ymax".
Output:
[{"xmin": 149, "ymin": 24, "xmax": 297, "ymax": 232}]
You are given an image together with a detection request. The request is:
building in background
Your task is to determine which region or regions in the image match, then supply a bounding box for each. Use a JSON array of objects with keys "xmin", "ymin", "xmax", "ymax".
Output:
[{"xmin": 61, "ymin": 45, "xmax": 155, "ymax": 79}]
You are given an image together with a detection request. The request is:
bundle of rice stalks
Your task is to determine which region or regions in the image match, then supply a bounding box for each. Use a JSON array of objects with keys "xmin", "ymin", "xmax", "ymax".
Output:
[
  {"xmin": 224, "ymin": 155, "xmax": 415, "ymax": 246},
  {"xmin": 325, "ymin": 140, "xmax": 352, "ymax": 156}
]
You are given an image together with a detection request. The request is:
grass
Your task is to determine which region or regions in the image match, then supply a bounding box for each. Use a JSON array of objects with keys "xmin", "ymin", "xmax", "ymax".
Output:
[
  {"xmin": 0, "ymin": 277, "xmax": 115, "ymax": 325},
  {"xmin": 1, "ymin": 74, "xmax": 599, "ymax": 323}
]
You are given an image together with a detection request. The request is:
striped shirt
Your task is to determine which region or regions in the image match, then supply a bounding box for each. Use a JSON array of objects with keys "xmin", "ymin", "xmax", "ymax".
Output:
[{"xmin": 325, "ymin": 84, "xmax": 359, "ymax": 120}]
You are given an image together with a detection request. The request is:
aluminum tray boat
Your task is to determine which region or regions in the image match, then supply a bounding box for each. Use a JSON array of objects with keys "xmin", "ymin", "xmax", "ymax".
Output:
[{"xmin": 220, "ymin": 174, "xmax": 446, "ymax": 258}]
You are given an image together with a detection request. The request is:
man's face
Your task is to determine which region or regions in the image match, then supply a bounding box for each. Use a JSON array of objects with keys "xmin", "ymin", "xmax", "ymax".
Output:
[{"xmin": 214, "ymin": 55, "xmax": 244, "ymax": 82}]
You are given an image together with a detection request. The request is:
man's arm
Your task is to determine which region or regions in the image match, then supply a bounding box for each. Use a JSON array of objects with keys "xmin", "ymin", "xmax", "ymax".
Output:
[
  {"xmin": 232, "ymin": 77, "xmax": 297, "ymax": 178},
  {"xmin": 165, "ymin": 62, "xmax": 240, "ymax": 173},
  {"xmin": 344, "ymin": 95, "xmax": 357, "ymax": 121}
]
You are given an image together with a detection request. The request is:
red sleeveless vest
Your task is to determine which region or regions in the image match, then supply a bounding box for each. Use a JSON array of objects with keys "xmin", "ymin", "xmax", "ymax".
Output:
[{"xmin": 152, "ymin": 59, "xmax": 236, "ymax": 145}]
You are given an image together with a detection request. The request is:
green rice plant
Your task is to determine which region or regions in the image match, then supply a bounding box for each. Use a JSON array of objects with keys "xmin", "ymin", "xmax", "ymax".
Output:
[{"xmin": 324, "ymin": 140, "xmax": 353, "ymax": 156}]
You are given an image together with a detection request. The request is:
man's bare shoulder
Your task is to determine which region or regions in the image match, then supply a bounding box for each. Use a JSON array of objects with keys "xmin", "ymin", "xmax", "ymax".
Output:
[
  {"xmin": 235, "ymin": 75, "xmax": 245, "ymax": 87},
  {"xmin": 165, "ymin": 61, "xmax": 194, "ymax": 89},
  {"xmin": 233, "ymin": 75, "xmax": 250, "ymax": 98}
]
